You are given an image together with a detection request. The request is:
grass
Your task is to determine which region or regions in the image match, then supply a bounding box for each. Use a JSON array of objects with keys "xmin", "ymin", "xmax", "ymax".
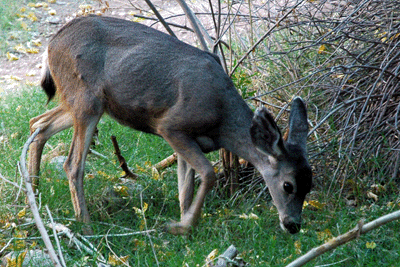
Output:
[
  {"xmin": 1, "ymin": 1, "xmax": 400, "ymax": 264},
  {"xmin": 0, "ymin": 86, "xmax": 399, "ymax": 266},
  {"xmin": 0, "ymin": 0, "xmax": 39, "ymax": 54}
]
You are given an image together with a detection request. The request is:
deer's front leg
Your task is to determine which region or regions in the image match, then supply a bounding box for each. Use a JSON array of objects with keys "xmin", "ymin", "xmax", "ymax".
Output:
[
  {"xmin": 177, "ymin": 155, "xmax": 195, "ymax": 218},
  {"xmin": 161, "ymin": 131, "xmax": 216, "ymax": 235}
]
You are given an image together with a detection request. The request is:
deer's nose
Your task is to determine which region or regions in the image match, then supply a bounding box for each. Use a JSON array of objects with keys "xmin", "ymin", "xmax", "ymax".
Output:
[{"xmin": 281, "ymin": 217, "xmax": 301, "ymax": 234}]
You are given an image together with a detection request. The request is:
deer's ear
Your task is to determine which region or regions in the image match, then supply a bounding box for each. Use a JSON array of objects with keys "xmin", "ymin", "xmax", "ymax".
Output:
[
  {"xmin": 250, "ymin": 107, "xmax": 285, "ymax": 158},
  {"xmin": 287, "ymin": 97, "xmax": 309, "ymax": 154}
]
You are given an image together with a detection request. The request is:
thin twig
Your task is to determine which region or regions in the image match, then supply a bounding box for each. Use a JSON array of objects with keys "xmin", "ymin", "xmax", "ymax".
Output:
[
  {"xmin": 230, "ymin": 0, "xmax": 305, "ymax": 76},
  {"xmin": 111, "ymin": 135, "xmax": 137, "ymax": 179},
  {"xmin": 20, "ymin": 128, "xmax": 63, "ymax": 267},
  {"xmin": 140, "ymin": 191, "xmax": 160, "ymax": 267},
  {"xmin": 46, "ymin": 205, "xmax": 67, "ymax": 267},
  {"xmin": 0, "ymin": 171, "xmax": 25, "ymax": 192},
  {"xmin": 0, "ymin": 238, "xmax": 14, "ymax": 254}
]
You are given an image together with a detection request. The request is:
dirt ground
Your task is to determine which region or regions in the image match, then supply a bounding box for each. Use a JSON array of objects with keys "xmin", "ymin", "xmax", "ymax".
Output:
[
  {"xmin": 0, "ymin": 0, "xmax": 88, "ymax": 94},
  {"xmin": 0, "ymin": 0, "xmax": 205, "ymax": 95}
]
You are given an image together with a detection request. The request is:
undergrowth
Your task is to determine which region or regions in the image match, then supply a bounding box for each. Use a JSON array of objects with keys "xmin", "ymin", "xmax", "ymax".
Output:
[
  {"xmin": 1, "ymin": 0, "xmax": 400, "ymax": 266},
  {"xmin": 0, "ymin": 85, "xmax": 399, "ymax": 267}
]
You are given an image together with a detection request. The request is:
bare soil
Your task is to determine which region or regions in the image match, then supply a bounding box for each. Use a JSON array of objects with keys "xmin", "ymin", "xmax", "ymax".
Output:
[
  {"xmin": 0, "ymin": 0, "xmax": 90, "ymax": 94},
  {"xmin": 0, "ymin": 0, "xmax": 197, "ymax": 95}
]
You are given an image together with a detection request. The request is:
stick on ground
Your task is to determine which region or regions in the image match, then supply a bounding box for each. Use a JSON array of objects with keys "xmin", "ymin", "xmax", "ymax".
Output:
[
  {"xmin": 111, "ymin": 135, "xmax": 137, "ymax": 179},
  {"xmin": 286, "ymin": 209, "xmax": 400, "ymax": 267},
  {"xmin": 20, "ymin": 128, "xmax": 64, "ymax": 267}
]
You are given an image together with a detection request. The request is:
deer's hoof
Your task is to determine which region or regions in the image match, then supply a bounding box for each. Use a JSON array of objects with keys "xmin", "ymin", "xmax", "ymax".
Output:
[
  {"xmin": 164, "ymin": 221, "xmax": 192, "ymax": 235},
  {"xmin": 81, "ymin": 224, "xmax": 94, "ymax": 236}
]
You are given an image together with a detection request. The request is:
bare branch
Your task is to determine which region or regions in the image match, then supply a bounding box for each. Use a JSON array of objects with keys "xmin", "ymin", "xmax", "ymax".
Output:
[
  {"xmin": 175, "ymin": 0, "xmax": 211, "ymax": 51},
  {"xmin": 230, "ymin": 0, "xmax": 305, "ymax": 76},
  {"xmin": 20, "ymin": 127, "xmax": 64, "ymax": 267},
  {"xmin": 286, "ymin": 210, "xmax": 400, "ymax": 267},
  {"xmin": 142, "ymin": 0, "xmax": 177, "ymax": 37}
]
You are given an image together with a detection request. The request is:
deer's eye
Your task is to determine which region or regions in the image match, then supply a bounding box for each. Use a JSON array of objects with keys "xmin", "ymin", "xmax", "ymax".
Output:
[{"xmin": 283, "ymin": 182, "xmax": 294, "ymax": 194}]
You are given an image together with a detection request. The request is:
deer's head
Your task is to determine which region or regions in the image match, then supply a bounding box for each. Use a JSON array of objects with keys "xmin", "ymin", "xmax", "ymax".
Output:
[{"xmin": 250, "ymin": 97, "xmax": 312, "ymax": 234}]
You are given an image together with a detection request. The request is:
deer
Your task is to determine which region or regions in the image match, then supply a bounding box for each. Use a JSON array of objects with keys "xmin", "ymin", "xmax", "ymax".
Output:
[{"xmin": 28, "ymin": 15, "xmax": 312, "ymax": 235}]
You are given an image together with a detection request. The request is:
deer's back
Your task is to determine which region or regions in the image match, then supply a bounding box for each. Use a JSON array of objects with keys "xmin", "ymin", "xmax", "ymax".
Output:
[{"xmin": 47, "ymin": 16, "xmax": 249, "ymax": 137}]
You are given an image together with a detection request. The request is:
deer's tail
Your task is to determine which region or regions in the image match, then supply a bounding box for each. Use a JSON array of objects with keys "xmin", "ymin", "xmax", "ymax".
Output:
[{"xmin": 41, "ymin": 48, "xmax": 56, "ymax": 103}]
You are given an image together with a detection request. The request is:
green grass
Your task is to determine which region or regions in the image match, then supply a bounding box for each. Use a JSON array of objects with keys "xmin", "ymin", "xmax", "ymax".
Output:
[
  {"xmin": 1, "ymin": 86, "xmax": 399, "ymax": 266},
  {"xmin": 0, "ymin": 0, "xmax": 39, "ymax": 54}
]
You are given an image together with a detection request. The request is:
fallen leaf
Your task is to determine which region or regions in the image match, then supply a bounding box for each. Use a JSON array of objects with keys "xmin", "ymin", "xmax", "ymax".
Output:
[
  {"xmin": 151, "ymin": 167, "xmax": 160, "ymax": 180},
  {"xmin": 306, "ymin": 200, "xmax": 326, "ymax": 210},
  {"xmin": 206, "ymin": 248, "xmax": 218, "ymax": 261},
  {"xmin": 294, "ymin": 240, "xmax": 302, "ymax": 255},
  {"xmin": 17, "ymin": 208, "xmax": 26, "ymax": 218},
  {"xmin": 10, "ymin": 75, "xmax": 23, "ymax": 81},
  {"xmin": 13, "ymin": 230, "xmax": 28, "ymax": 249},
  {"xmin": 114, "ymin": 185, "xmax": 129, "ymax": 197},
  {"xmin": 27, "ymin": 12, "xmax": 38, "ymax": 22},
  {"xmin": 26, "ymin": 70, "xmax": 36, "ymax": 77},
  {"xmin": 135, "ymin": 164, "xmax": 147, "ymax": 173},
  {"xmin": 367, "ymin": 191, "xmax": 378, "ymax": 202},
  {"xmin": 31, "ymin": 39, "xmax": 42, "ymax": 47},
  {"xmin": 317, "ymin": 229, "xmax": 332, "ymax": 242},
  {"xmin": 6, "ymin": 52, "xmax": 19, "ymax": 61},
  {"xmin": 26, "ymin": 48, "xmax": 39, "ymax": 54},
  {"xmin": 206, "ymin": 248, "xmax": 218, "ymax": 266},
  {"xmin": 21, "ymin": 21, "xmax": 29, "ymax": 30},
  {"xmin": 133, "ymin": 202, "xmax": 148, "ymax": 215},
  {"xmin": 108, "ymin": 254, "xmax": 129, "ymax": 266},
  {"xmin": 6, "ymin": 250, "xmax": 27, "ymax": 267},
  {"xmin": 318, "ymin": 44, "xmax": 327, "ymax": 54},
  {"xmin": 239, "ymin": 212, "xmax": 259, "ymax": 220},
  {"xmin": 14, "ymin": 44, "xmax": 27, "ymax": 53},
  {"xmin": 366, "ymin": 241, "xmax": 377, "ymax": 249}
]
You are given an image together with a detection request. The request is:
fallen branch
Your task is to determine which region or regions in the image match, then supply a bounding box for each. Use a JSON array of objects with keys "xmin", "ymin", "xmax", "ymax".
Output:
[
  {"xmin": 153, "ymin": 153, "xmax": 177, "ymax": 170},
  {"xmin": 206, "ymin": 245, "xmax": 246, "ymax": 267},
  {"xmin": 110, "ymin": 135, "xmax": 137, "ymax": 179},
  {"xmin": 20, "ymin": 127, "xmax": 64, "ymax": 267},
  {"xmin": 47, "ymin": 222, "xmax": 107, "ymax": 263},
  {"xmin": 286, "ymin": 209, "xmax": 400, "ymax": 267},
  {"xmin": 215, "ymin": 245, "xmax": 239, "ymax": 267}
]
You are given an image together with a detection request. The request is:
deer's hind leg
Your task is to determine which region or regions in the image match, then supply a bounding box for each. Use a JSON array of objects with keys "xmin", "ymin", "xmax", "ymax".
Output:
[
  {"xmin": 63, "ymin": 108, "xmax": 102, "ymax": 233},
  {"xmin": 29, "ymin": 105, "xmax": 73, "ymax": 189}
]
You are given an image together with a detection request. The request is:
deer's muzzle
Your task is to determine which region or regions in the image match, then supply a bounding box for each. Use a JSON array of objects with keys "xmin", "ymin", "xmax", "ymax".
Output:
[{"xmin": 280, "ymin": 217, "xmax": 301, "ymax": 234}]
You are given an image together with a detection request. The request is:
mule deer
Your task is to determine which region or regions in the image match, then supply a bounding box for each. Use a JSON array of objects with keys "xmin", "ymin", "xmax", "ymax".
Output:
[{"xmin": 29, "ymin": 15, "xmax": 312, "ymax": 235}]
